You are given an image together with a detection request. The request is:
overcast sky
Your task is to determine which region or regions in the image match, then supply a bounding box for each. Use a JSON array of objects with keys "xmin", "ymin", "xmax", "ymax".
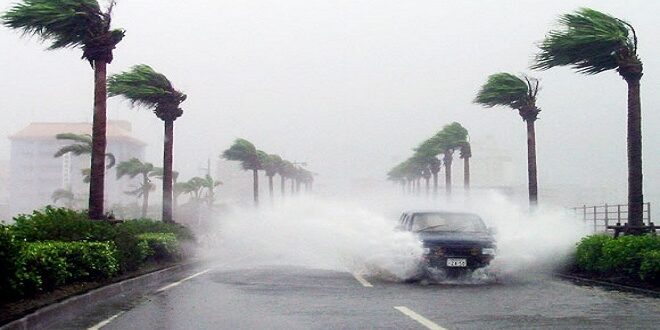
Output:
[{"xmin": 1, "ymin": 0, "xmax": 658, "ymax": 206}]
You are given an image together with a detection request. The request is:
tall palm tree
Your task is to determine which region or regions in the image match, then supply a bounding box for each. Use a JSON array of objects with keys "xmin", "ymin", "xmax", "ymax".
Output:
[
  {"xmin": 475, "ymin": 73, "xmax": 541, "ymax": 206},
  {"xmin": 108, "ymin": 64, "xmax": 187, "ymax": 223},
  {"xmin": 3, "ymin": 0, "xmax": 125, "ymax": 219},
  {"xmin": 222, "ymin": 139, "xmax": 263, "ymax": 206},
  {"xmin": 54, "ymin": 133, "xmax": 116, "ymax": 168},
  {"xmin": 533, "ymin": 8, "xmax": 644, "ymax": 229},
  {"xmin": 150, "ymin": 167, "xmax": 180, "ymax": 215},
  {"xmin": 116, "ymin": 158, "xmax": 155, "ymax": 218}
]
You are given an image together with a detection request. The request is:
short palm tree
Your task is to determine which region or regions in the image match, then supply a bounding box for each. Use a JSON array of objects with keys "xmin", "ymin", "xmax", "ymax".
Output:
[
  {"xmin": 201, "ymin": 174, "xmax": 222, "ymax": 208},
  {"xmin": 3, "ymin": 0, "xmax": 125, "ymax": 219},
  {"xmin": 475, "ymin": 72, "xmax": 541, "ymax": 205},
  {"xmin": 108, "ymin": 64, "xmax": 187, "ymax": 223},
  {"xmin": 116, "ymin": 158, "xmax": 155, "ymax": 218},
  {"xmin": 222, "ymin": 139, "xmax": 263, "ymax": 205},
  {"xmin": 533, "ymin": 8, "xmax": 644, "ymax": 229}
]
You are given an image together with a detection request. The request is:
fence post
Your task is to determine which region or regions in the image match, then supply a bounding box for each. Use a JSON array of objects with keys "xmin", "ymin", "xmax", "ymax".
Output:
[
  {"xmin": 583, "ymin": 205, "xmax": 587, "ymax": 224},
  {"xmin": 593, "ymin": 206, "xmax": 597, "ymax": 232},
  {"xmin": 604, "ymin": 203, "xmax": 609, "ymax": 231},
  {"xmin": 617, "ymin": 204, "xmax": 621, "ymax": 224}
]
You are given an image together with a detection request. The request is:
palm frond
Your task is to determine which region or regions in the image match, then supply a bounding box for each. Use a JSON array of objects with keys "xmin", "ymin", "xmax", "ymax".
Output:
[
  {"xmin": 56, "ymin": 133, "xmax": 92, "ymax": 144},
  {"xmin": 222, "ymin": 138, "xmax": 261, "ymax": 170},
  {"xmin": 116, "ymin": 158, "xmax": 154, "ymax": 179},
  {"xmin": 51, "ymin": 188, "xmax": 74, "ymax": 203},
  {"xmin": 532, "ymin": 8, "xmax": 637, "ymax": 74},
  {"xmin": 54, "ymin": 143, "xmax": 91, "ymax": 157},
  {"xmin": 474, "ymin": 73, "xmax": 530, "ymax": 109}
]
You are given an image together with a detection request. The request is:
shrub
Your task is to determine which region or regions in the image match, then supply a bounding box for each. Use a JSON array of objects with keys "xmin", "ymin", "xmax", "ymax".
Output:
[
  {"xmin": 639, "ymin": 250, "xmax": 660, "ymax": 283},
  {"xmin": 12, "ymin": 206, "xmax": 114, "ymax": 242},
  {"xmin": 13, "ymin": 241, "xmax": 119, "ymax": 295},
  {"xmin": 138, "ymin": 233, "xmax": 180, "ymax": 261},
  {"xmin": 0, "ymin": 225, "xmax": 24, "ymax": 301},
  {"xmin": 575, "ymin": 235, "xmax": 612, "ymax": 272},
  {"xmin": 118, "ymin": 219, "xmax": 194, "ymax": 241},
  {"xmin": 602, "ymin": 235, "xmax": 660, "ymax": 276}
]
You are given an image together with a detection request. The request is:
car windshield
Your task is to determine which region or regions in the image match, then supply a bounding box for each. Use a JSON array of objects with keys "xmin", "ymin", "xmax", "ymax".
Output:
[{"xmin": 411, "ymin": 213, "xmax": 487, "ymax": 233}]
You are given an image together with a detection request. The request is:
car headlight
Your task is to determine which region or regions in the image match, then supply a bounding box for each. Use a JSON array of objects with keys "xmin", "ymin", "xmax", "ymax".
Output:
[
  {"xmin": 482, "ymin": 248, "xmax": 496, "ymax": 256},
  {"xmin": 423, "ymin": 247, "xmax": 431, "ymax": 254}
]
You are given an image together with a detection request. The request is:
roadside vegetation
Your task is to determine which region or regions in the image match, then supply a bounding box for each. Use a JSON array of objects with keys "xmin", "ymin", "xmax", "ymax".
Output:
[
  {"xmin": 573, "ymin": 234, "xmax": 659, "ymax": 286},
  {"xmin": 0, "ymin": 206, "xmax": 193, "ymax": 304}
]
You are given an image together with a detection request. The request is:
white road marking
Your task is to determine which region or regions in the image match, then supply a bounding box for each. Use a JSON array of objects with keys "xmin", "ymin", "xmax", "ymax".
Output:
[
  {"xmin": 394, "ymin": 306, "xmax": 447, "ymax": 330},
  {"xmin": 352, "ymin": 273, "xmax": 373, "ymax": 287},
  {"xmin": 87, "ymin": 311, "xmax": 124, "ymax": 330},
  {"xmin": 156, "ymin": 268, "xmax": 212, "ymax": 292}
]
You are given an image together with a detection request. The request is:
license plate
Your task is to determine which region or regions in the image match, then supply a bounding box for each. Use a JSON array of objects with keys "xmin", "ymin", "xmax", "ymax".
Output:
[{"xmin": 446, "ymin": 258, "xmax": 467, "ymax": 267}]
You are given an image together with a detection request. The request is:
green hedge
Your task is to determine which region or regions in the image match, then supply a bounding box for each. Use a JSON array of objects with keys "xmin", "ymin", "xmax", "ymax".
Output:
[
  {"xmin": 575, "ymin": 234, "xmax": 660, "ymax": 284},
  {"xmin": 138, "ymin": 233, "xmax": 181, "ymax": 261},
  {"xmin": 12, "ymin": 241, "xmax": 119, "ymax": 296},
  {"xmin": 11, "ymin": 206, "xmax": 115, "ymax": 242},
  {"xmin": 0, "ymin": 225, "xmax": 23, "ymax": 300}
]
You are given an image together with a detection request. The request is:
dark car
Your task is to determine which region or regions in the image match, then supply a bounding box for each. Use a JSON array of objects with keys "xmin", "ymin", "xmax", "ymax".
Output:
[{"xmin": 398, "ymin": 211, "xmax": 496, "ymax": 278}]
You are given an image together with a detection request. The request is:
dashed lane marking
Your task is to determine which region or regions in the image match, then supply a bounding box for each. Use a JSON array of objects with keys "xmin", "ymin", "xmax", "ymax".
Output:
[
  {"xmin": 87, "ymin": 311, "xmax": 124, "ymax": 330},
  {"xmin": 394, "ymin": 306, "xmax": 447, "ymax": 330},
  {"xmin": 352, "ymin": 273, "xmax": 374, "ymax": 287},
  {"xmin": 156, "ymin": 268, "xmax": 213, "ymax": 292}
]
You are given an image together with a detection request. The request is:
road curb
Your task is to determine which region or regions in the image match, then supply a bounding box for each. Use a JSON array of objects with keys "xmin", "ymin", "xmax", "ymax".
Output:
[
  {"xmin": 554, "ymin": 273, "xmax": 660, "ymax": 297},
  {"xmin": 1, "ymin": 260, "xmax": 201, "ymax": 330}
]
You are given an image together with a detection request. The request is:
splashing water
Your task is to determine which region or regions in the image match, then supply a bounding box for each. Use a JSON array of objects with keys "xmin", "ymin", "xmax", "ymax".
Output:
[{"xmin": 203, "ymin": 192, "xmax": 588, "ymax": 283}]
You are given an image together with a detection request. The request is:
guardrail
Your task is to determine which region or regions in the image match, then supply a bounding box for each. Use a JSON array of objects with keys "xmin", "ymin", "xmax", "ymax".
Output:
[{"xmin": 571, "ymin": 203, "xmax": 652, "ymax": 233}]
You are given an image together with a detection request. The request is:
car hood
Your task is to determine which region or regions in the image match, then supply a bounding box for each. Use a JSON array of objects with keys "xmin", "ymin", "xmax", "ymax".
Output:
[{"xmin": 417, "ymin": 231, "xmax": 495, "ymax": 247}]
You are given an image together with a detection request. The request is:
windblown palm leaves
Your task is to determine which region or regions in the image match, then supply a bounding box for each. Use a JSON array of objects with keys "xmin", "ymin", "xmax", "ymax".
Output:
[
  {"xmin": 109, "ymin": 64, "xmax": 187, "ymax": 223},
  {"xmin": 54, "ymin": 133, "xmax": 115, "ymax": 169},
  {"xmin": 3, "ymin": 0, "xmax": 125, "ymax": 219},
  {"xmin": 475, "ymin": 73, "xmax": 541, "ymax": 205},
  {"xmin": 533, "ymin": 7, "xmax": 645, "ymax": 230},
  {"xmin": 532, "ymin": 8, "xmax": 638, "ymax": 74},
  {"xmin": 222, "ymin": 138, "xmax": 262, "ymax": 205},
  {"xmin": 51, "ymin": 188, "xmax": 74, "ymax": 207}
]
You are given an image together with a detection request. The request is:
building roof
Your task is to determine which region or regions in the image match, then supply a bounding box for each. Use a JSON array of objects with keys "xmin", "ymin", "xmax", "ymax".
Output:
[{"xmin": 9, "ymin": 121, "xmax": 146, "ymax": 146}]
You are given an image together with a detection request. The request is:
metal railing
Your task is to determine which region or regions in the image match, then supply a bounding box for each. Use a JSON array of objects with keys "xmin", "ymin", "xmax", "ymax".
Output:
[{"xmin": 571, "ymin": 203, "xmax": 652, "ymax": 233}]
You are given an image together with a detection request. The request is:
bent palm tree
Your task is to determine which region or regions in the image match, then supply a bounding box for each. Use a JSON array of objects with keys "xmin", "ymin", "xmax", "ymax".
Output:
[
  {"xmin": 116, "ymin": 158, "xmax": 155, "ymax": 218},
  {"xmin": 108, "ymin": 64, "xmax": 187, "ymax": 223},
  {"xmin": 222, "ymin": 139, "xmax": 263, "ymax": 206},
  {"xmin": 3, "ymin": 0, "xmax": 125, "ymax": 219},
  {"xmin": 533, "ymin": 8, "xmax": 644, "ymax": 230},
  {"xmin": 475, "ymin": 73, "xmax": 541, "ymax": 206},
  {"xmin": 262, "ymin": 154, "xmax": 284, "ymax": 201}
]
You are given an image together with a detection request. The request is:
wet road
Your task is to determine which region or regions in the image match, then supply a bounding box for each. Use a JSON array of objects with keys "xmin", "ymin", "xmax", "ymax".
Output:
[{"xmin": 54, "ymin": 258, "xmax": 660, "ymax": 330}]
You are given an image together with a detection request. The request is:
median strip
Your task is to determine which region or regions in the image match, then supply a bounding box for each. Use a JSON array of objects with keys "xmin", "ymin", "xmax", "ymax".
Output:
[
  {"xmin": 352, "ymin": 273, "xmax": 373, "ymax": 287},
  {"xmin": 394, "ymin": 306, "xmax": 447, "ymax": 330}
]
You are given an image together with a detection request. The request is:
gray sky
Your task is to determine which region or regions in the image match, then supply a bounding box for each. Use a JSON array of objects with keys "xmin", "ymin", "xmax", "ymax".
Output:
[{"xmin": 1, "ymin": 0, "xmax": 658, "ymax": 206}]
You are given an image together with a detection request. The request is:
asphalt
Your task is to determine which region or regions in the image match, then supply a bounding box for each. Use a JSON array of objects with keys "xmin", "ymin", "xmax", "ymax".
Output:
[{"xmin": 50, "ymin": 258, "xmax": 660, "ymax": 330}]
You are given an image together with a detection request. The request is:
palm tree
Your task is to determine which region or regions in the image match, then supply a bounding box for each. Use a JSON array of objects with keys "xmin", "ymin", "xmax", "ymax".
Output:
[
  {"xmin": 54, "ymin": 133, "xmax": 116, "ymax": 168},
  {"xmin": 459, "ymin": 142, "xmax": 472, "ymax": 190},
  {"xmin": 108, "ymin": 64, "xmax": 187, "ymax": 223},
  {"xmin": 222, "ymin": 139, "xmax": 263, "ymax": 206},
  {"xmin": 116, "ymin": 158, "xmax": 155, "ymax": 218},
  {"xmin": 262, "ymin": 154, "xmax": 284, "ymax": 201},
  {"xmin": 150, "ymin": 167, "xmax": 181, "ymax": 215},
  {"xmin": 533, "ymin": 8, "xmax": 644, "ymax": 230},
  {"xmin": 475, "ymin": 73, "xmax": 540, "ymax": 206},
  {"xmin": 3, "ymin": 0, "xmax": 125, "ymax": 219},
  {"xmin": 201, "ymin": 174, "xmax": 222, "ymax": 208}
]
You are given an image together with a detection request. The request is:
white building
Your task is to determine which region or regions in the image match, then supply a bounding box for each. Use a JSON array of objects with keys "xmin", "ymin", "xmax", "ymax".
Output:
[{"xmin": 8, "ymin": 121, "xmax": 146, "ymax": 216}]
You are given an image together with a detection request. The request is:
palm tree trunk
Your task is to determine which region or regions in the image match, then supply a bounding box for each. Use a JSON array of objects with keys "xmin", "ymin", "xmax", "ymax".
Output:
[
  {"xmin": 444, "ymin": 152, "xmax": 453, "ymax": 197},
  {"xmin": 625, "ymin": 78, "xmax": 644, "ymax": 229},
  {"xmin": 268, "ymin": 175, "xmax": 274, "ymax": 202},
  {"xmin": 464, "ymin": 157, "xmax": 470, "ymax": 191},
  {"xmin": 290, "ymin": 179, "xmax": 295, "ymax": 195},
  {"xmin": 526, "ymin": 119, "xmax": 538, "ymax": 206},
  {"xmin": 432, "ymin": 171, "xmax": 438, "ymax": 197},
  {"xmin": 88, "ymin": 61, "xmax": 107, "ymax": 220},
  {"xmin": 253, "ymin": 169, "xmax": 259, "ymax": 206},
  {"xmin": 142, "ymin": 175, "xmax": 149, "ymax": 218},
  {"xmin": 162, "ymin": 120, "xmax": 174, "ymax": 223},
  {"xmin": 280, "ymin": 175, "xmax": 286, "ymax": 197},
  {"xmin": 425, "ymin": 177, "xmax": 430, "ymax": 197}
]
